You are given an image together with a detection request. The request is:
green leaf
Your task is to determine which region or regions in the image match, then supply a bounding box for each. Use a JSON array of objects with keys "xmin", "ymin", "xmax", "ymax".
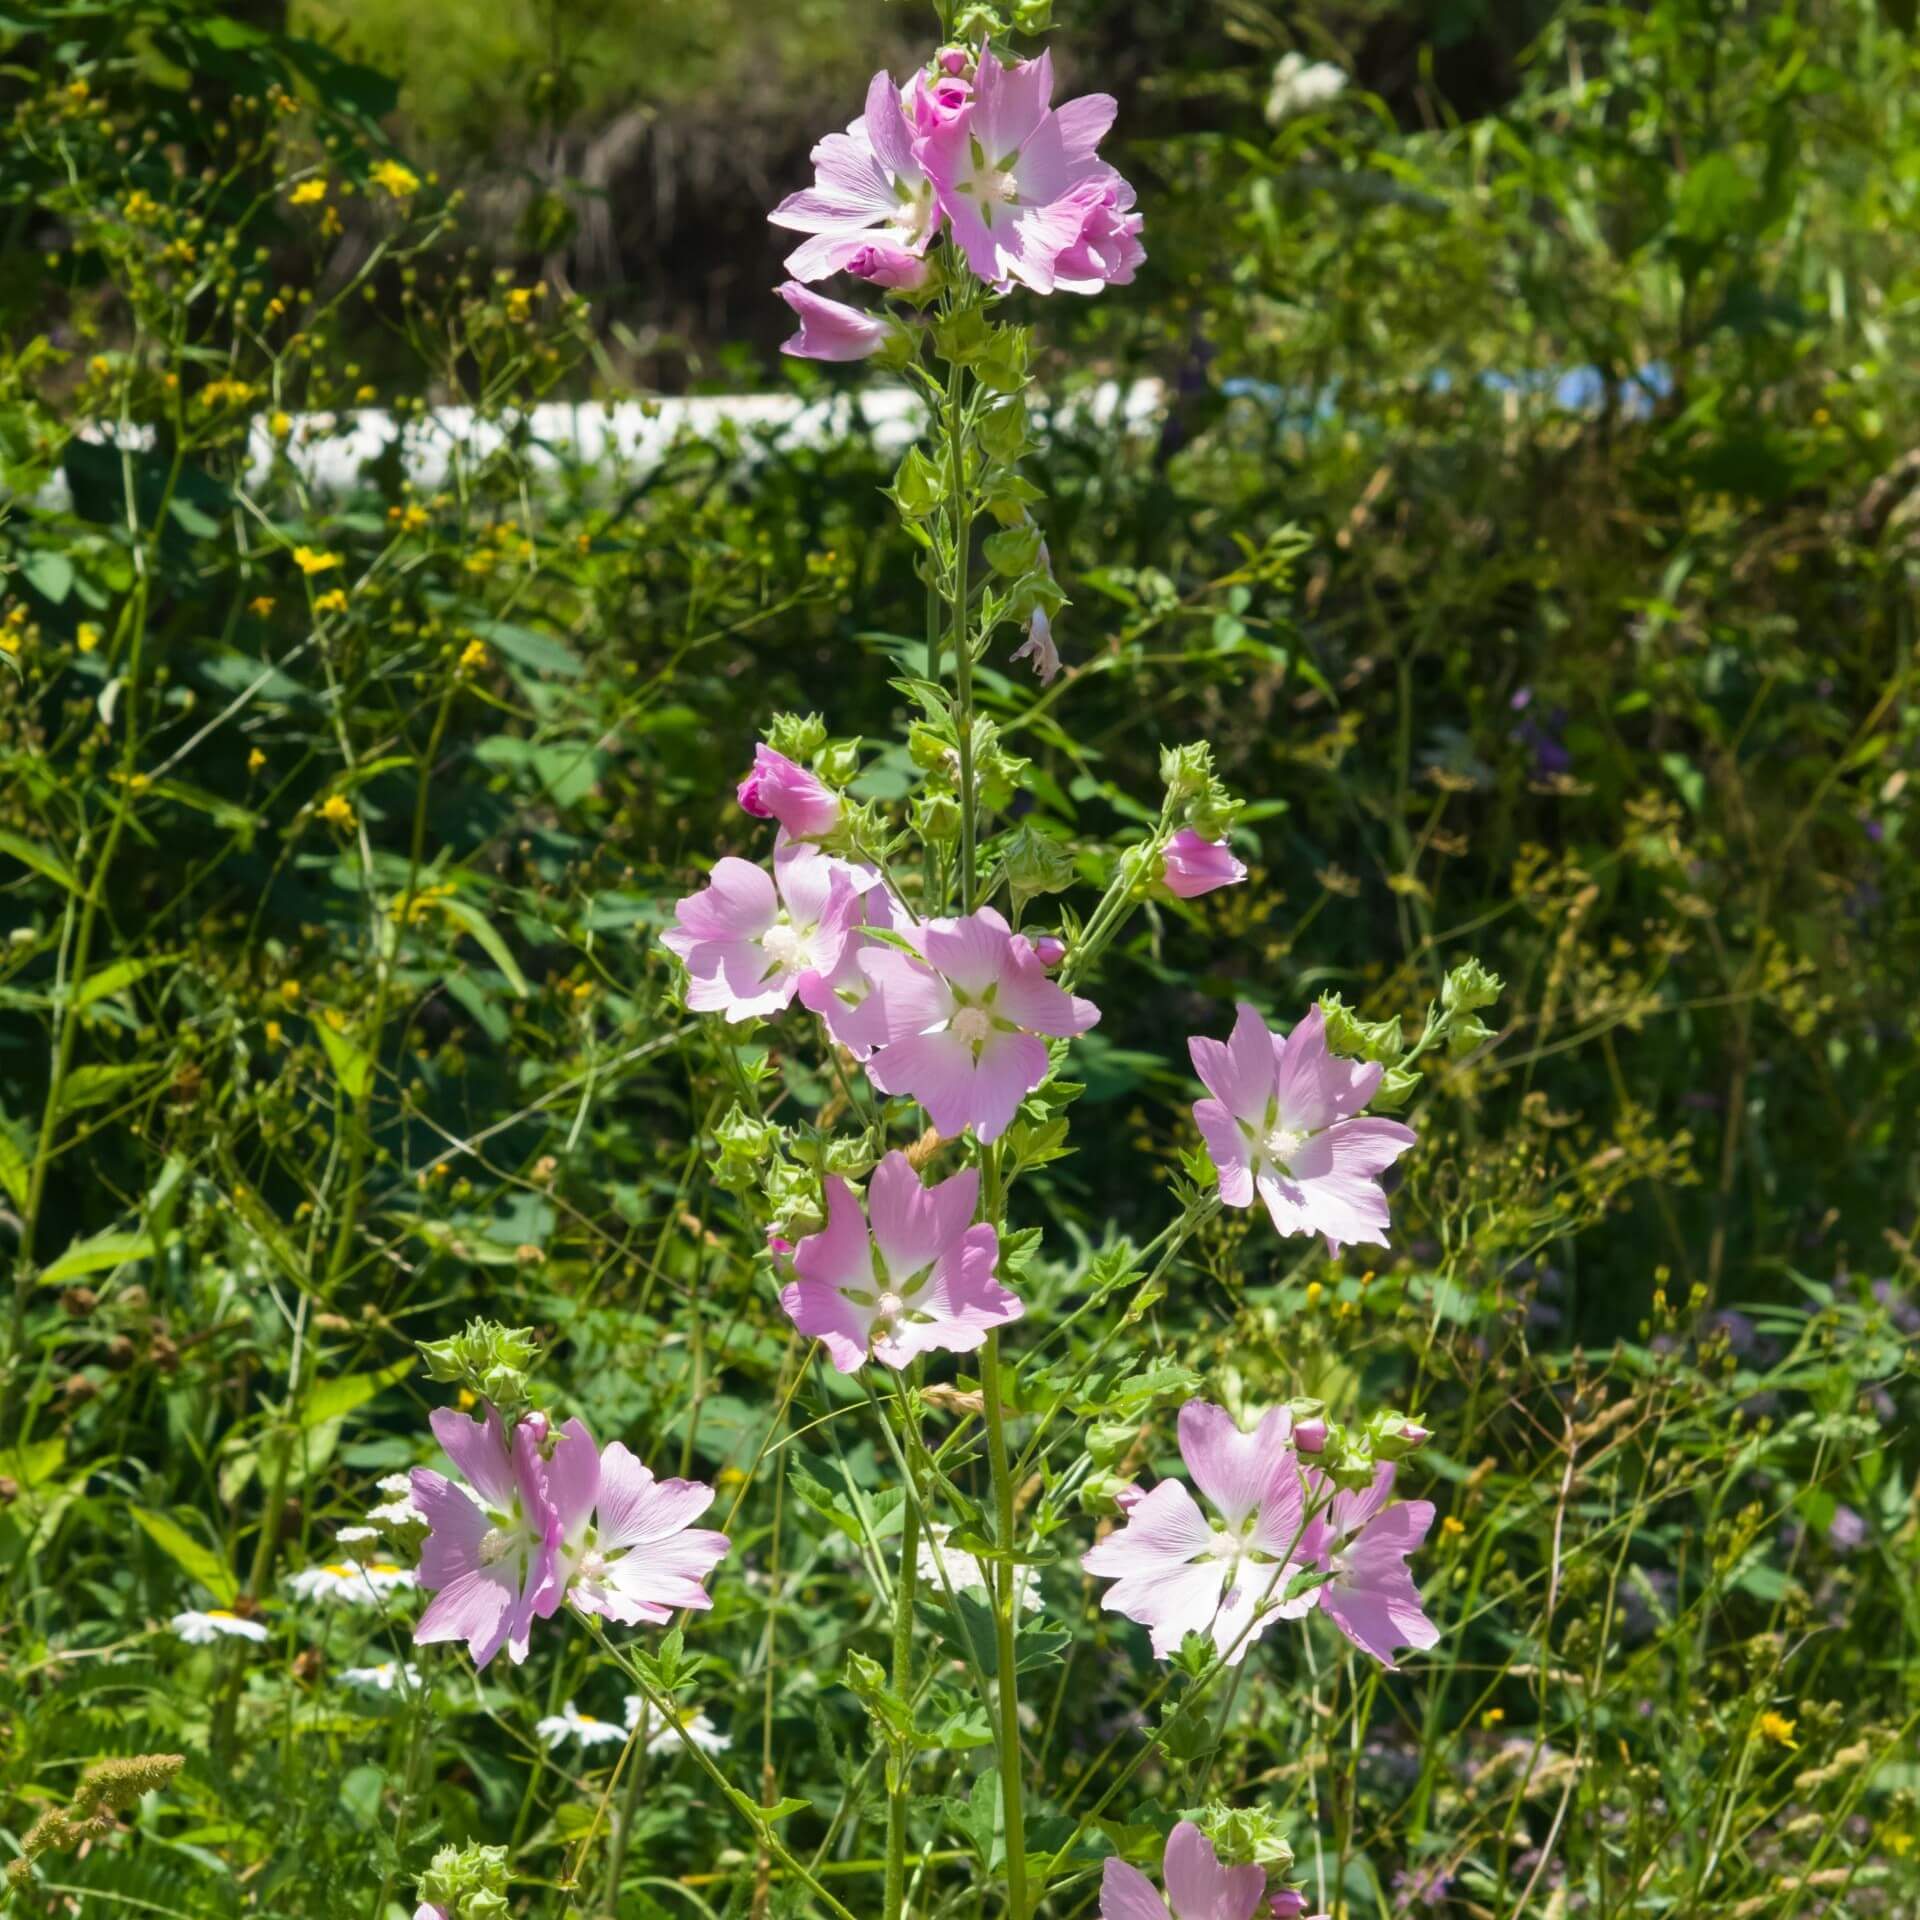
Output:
[
  {"xmin": 0, "ymin": 828, "xmax": 79, "ymax": 893},
  {"xmin": 39, "ymin": 1228, "xmax": 157, "ymax": 1287},
  {"xmin": 72, "ymin": 953, "xmax": 180, "ymax": 1011},
  {"xmin": 0, "ymin": 1115, "xmax": 29, "ymax": 1210},
  {"xmin": 57, "ymin": 1063, "xmax": 148, "ymax": 1115},
  {"xmin": 438, "ymin": 896, "xmax": 529, "ymax": 996},
  {"xmin": 301, "ymin": 1357, "xmax": 415, "ymax": 1431},
  {"xmin": 725, "ymin": 1787, "xmax": 812, "ymax": 1826},
  {"xmin": 132, "ymin": 1507, "xmax": 237, "ymax": 1606},
  {"xmin": 468, "ymin": 619, "xmax": 584, "ymax": 679},
  {"xmin": 317, "ymin": 1021, "xmax": 373, "ymax": 1101},
  {"xmin": 22, "ymin": 551, "xmax": 73, "ymax": 603}
]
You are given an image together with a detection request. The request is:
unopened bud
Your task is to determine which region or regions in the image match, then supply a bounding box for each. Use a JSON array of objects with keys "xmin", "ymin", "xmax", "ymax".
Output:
[
  {"xmin": 1293, "ymin": 1416, "xmax": 1328, "ymax": 1455},
  {"xmin": 1030, "ymin": 933, "xmax": 1067, "ymax": 969}
]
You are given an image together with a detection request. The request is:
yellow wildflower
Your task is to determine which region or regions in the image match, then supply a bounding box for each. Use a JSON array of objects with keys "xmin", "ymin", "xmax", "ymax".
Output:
[
  {"xmin": 370, "ymin": 159, "xmax": 420, "ymax": 199},
  {"xmin": 504, "ymin": 286, "xmax": 535, "ymax": 322},
  {"xmin": 1758, "ymin": 1711, "xmax": 1798, "ymax": 1750},
  {"xmin": 1304, "ymin": 1280, "xmax": 1324, "ymax": 1306},
  {"xmin": 247, "ymin": 747, "xmax": 266, "ymax": 775},
  {"xmin": 319, "ymin": 793, "xmax": 354, "ymax": 829},
  {"xmin": 313, "ymin": 588, "xmax": 349, "ymax": 615},
  {"xmin": 388, "ymin": 502, "xmax": 429, "ymax": 533},
  {"xmin": 279, "ymin": 979, "xmax": 302, "ymax": 1003},
  {"xmin": 1480, "ymin": 1708, "xmax": 1505, "ymax": 1729},
  {"xmin": 457, "ymin": 638, "xmax": 489, "ymax": 674},
  {"xmin": 289, "ymin": 179, "xmax": 327, "ymax": 206},
  {"xmin": 270, "ymin": 410, "xmax": 293, "ymax": 439},
  {"xmin": 264, "ymin": 1019, "xmax": 283, "ymax": 1045},
  {"xmin": 292, "ymin": 546, "xmax": 339, "ymax": 575},
  {"xmin": 248, "ymin": 595, "xmax": 276, "ymax": 617},
  {"xmin": 1441, "ymin": 1515, "xmax": 1466, "ymax": 1540},
  {"xmin": 88, "ymin": 354, "xmax": 111, "ymax": 378},
  {"xmin": 76, "ymin": 622, "xmax": 102, "ymax": 654}
]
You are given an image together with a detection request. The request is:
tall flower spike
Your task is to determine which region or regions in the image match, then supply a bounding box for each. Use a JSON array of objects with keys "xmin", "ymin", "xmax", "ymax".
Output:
[
  {"xmin": 769, "ymin": 69, "xmax": 940, "ymax": 282},
  {"xmin": 859, "ymin": 906, "xmax": 1099, "ymax": 1143},
  {"xmin": 411, "ymin": 1407, "xmax": 561, "ymax": 1670},
  {"xmin": 1100, "ymin": 1822, "xmax": 1269, "ymax": 1920},
  {"xmin": 781, "ymin": 1150, "xmax": 1018, "ymax": 1371},
  {"xmin": 1082, "ymin": 1400, "xmax": 1314, "ymax": 1665},
  {"xmin": 661, "ymin": 842, "xmax": 860, "ymax": 1023},
  {"xmin": 1190, "ymin": 1002, "xmax": 1416, "ymax": 1253},
  {"xmin": 542, "ymin": 1419, "xmax": 731, "ymax": 1626}
]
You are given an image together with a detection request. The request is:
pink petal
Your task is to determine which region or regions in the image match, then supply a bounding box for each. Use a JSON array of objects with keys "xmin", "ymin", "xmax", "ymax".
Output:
[
  {"xmin": 1176, "ymin": 1401, "xmax": 1293, "ymax": 1531},
  {"xmin": 601, "ymin": 1527, "xmax": 731, "ymax": 1620},
  {"xmin": 862, "ymin": 67, "xmax": 917, "ymax": 180},
  {"xmin": 1101, "ymin": 1860, "xmax": 1172, "ymax": 1920},
  {"xmin": 411, "ymin": 1470, "xmax": 487, "ymax": 1588},
  {"xmin": 413, "ymin": 1565, "xmax": 519, "ymax": 1669},
  {"xmin": 918, "ymin": 907, "xmax": 1015, "ymax": 997},
  {"xmin": 1164, "ymin": 1822, "xmax": 1267, "ymax": 1920},
  {"xmin": 863, "ymin": 1027, "xmax": 982, "ymax": 1133},
  {"xmin": 990, "ymin": 947, "xmax": 1101, "ymax": 1037},
  {"xmin": 859, "ymin": 947, "xmax": 956, "ymax": 1040},
  {"xmin": 780, "ymin": 1275, "xmax": 877, "ymax": 1373},
  {"xmin": 429, "ymin": 1406, "xmax": 515, "ymax": 1509},
  {"xmin": 543, "ymin": 1417, "xmax": 601, "ymax": 1541},
  {"xmin": 1193, "ymin": 1097, "xmax": 1255, "ymax": 1208},
  {"xmin": 670, "ymin": 857, "xmax": 777, "ymax": 943},
  {"xmin": 1054, "ymin": 92, "xmax": 1118, "ymax": 162},
  {"xmin": 1274, "ymin": 1006, "xmax": 1381, "ymax": 1133},
  {"xmin": 966, "ymin": 1027, "xmax": 1052, "ymax": 1143},
  {"xmin": 1189, "ymin": 1003, "xmax": 1277, "ymax": 1122},
  {"xmin": 867, "ymin": 1151, "xmax": 978, "ymax": 1279},
  {"xmin": 794, "ymin": 1176, "xmax": 873, "ymax": 1292},
  {"xmin": 592, "ymin": 1441, "xmax": 716, "ymax": 1550},
  {"xmin": 873, "ymin": 1223, "xmax": 1020, "ymax": 1366}
]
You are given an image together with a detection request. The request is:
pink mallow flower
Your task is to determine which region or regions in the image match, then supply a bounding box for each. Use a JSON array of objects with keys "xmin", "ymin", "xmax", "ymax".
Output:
[
  {"xmin": 1081, "ymin": 1401, "xmax": 1314, "ymax": 1665},
  {"xmin": 738, "ymin": 745, "xmax": 841, "ymax": 838},
  {"xmin": 661, "ymin": 844, "xmax": 860, "ymax": 1024},
  {"xmin": 913, "ymin": 47, "xmax": 1137, "ymax": 296},
  {"xmin": 770, "ymin": 70, "xmax": 940, "ymax": 283},
  {"xmin": 859, "ymin": 905, "xmax": 1099, "ymax": 1143},
  {"xmin": 781, "ymin": 1150, "xmax": 1018, "ymax": 1371},
  {"xmin": 1100, "ymin": 1821, "xmax": 1268, "ymax": 1920},
  {"xmin": 1190, "ymin": 1003, "xmax": 1416, "ymax": 1254},
  {"xmin": 411, "ymin": 1408, "xmax": 562, "ymax": 1670},
  {"xmin": 541, "ymin": 1418, "xmax": 730, "ymax": 1626},
  {"xmin": 1160, "ymin": 829, "xmax": 1247, "ymax": 898},
  {"xmin": 777, "ymin": 283, "xmax": 897, "ymax": 362},
  {"xmin": 806, "ymin": 879, "xmax": 910, "ymax": 1061},
  {"xmin": 1303, "ymin": 1462, "xmax": 1438, "ymax": 1669}
]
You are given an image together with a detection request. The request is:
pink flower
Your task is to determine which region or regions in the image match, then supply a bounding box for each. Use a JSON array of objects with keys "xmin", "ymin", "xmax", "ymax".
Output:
[
  {"xmin": 541, "ymin": 1420, "xmax": 730, "ymax": 1626},
  {"xmin": 411, "ymin": 1407, "xmax": 562, "ymax": 1670},
  {"xmin": 1161, "ymin": 829, "xmax": 1247, "ymax": 898},
  {"xmin": 738, "ymin": 745, "xmax": 841, "ymax": 838},
  {"xmin": 859, "ymin": 905, "xmax": 1100, "ymax": 1143},
  {"xmin": 845, "ymin": 240, "xmax": 931, "ymax": 290},
  {"xmin": 1012, "ymin": 604, "xmax": 1060, "ymax": 684},
  {"xmin": 1081, "ymin": 1401, "xmax": 1314, "ymax": 1664},
  {"xmin": 661, "ymin": 843, "xmax": 860, "ymax": 1024},
  {"xmin": 1190, "ymin": 1003, "xmax": 1416, "ymax": 1254},
  {"xmin": 780, "ymin": 1151, "xmax": 1018, "ymax": 1371},
  {"xmin": 913, "ymin": 47, "xmax": 1139, "ymax": 296},
  {"xmin": 1029, "ymin": 933, "xmax": 1068, "ymax": 970},
  {"xmin": 1099, "ymin": 1822, "xmax": 1268, "ymax": 1920},
  {"xmin": 802, "ymin": 873, "xmax": 911, "ymax": 1060},
  {"xmin": 416, "ymin": 1906, "xmax": 450, "ymax": 1920},
  {"xmin": 777, "ymin": 283, "xmax": 898, "ymax": 361},
  {"xmin": 770, "ymin": 70, "xmax": 939, "ymax": 282},
  {"xmin": 1304, "ymin": 1462, "xmax": 1438, "ymax": 1669}
]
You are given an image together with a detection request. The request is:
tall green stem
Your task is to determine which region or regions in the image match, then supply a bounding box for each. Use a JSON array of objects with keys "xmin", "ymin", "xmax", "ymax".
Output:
[
  {"xmin": 979, "ymin": 1327, "xmax": 1029, "ymax": 1920},
  {"xmin": 884, "ymin": 1470, "xmax": 922, "ymax": 1920},
  {"xmin": 944, "ymin": 352, "xmax": 977, "ymax": 913}
]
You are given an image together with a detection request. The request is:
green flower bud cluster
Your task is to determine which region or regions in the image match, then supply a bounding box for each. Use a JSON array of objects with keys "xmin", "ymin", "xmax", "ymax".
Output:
[
  {"xmin": 1187, "ymin": 1802, "xmax": 1297, "ymax": 1872},
  {"xmin": 1313, "ymin": 1405, "xmax": 1433, "ymax": 1493},
  {"xmin": 999, "ymin": 822, "xmax": 1078, "ymax": 910},
  {"xmin": 416, "ymin": 1841, "xmax": 511, "ymax": 1920},
  {"xmin": 1158, "ymin": 741, "xmax": 1243, "ymax": 842},
  {"xmin": 417, "ymin": 1319, "xmax": 539, "ymax": 1423},
  {"xmin": 1316, "ymin": 991, "xmax": 1420, "ymax": 1112}
]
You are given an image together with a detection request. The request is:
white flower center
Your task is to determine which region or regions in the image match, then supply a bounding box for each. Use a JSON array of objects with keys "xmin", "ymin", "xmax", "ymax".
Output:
[
  {"xmin": 479, "ymin": 1526, "xmax": 514, "ymax": 1566},
  {"xmin": 577, "ymin": 1547, "xmax": 609, "ymax": 1582},
  {"xmin": 761, "ymin": 922, "xmax": 807, "ymax": 968},
  {"xmin": 989, "ymin": 167, "xmax": 1021, "ymax": 204},
  {"xmin": 950, "ymin": 1005, "xmax": 992, "ymax": 1045},
  {"xmin": 1262, "ymin": 1124, "xmax": 1308, "ymax": 1166},
  {"xmin": 875, "ymin": 1290, "xmax": 905, "ymax": 1323}
]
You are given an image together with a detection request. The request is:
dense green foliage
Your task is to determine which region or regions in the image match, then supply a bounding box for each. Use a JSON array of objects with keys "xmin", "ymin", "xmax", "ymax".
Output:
[{"xmin": 1, "ymin": 1, "xmax": 1917, "ymax": 1917}]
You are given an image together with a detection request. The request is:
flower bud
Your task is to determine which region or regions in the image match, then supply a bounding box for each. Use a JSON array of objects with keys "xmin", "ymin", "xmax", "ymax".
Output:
[
  {"xmin": 1030, "ymin": 933, "xmax": 1067, "ymax": 970},
  {"xmin": 1002, "ymin": 824, "xmax": 1077, "ymax": 906},
  {"xmin": 1442, "ymin": 956, "xmax": 1504, "ymax": 1014},
  {"xmin": 1270, "ymin": 1894, "xmax": 1308, "ymax": 1920},
  {"xmin": 417, "ymin": 1320, "xmax": 538, "ymax": 1424},
  {"xmin": 1293, "ymin": 1415, "xmax": 1328, "ymax": 1455}
]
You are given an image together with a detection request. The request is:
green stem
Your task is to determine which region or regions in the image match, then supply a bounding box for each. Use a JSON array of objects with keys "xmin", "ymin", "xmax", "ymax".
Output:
[
  {"xmin": 884, "ymin": 1466, "xmax": 922, "ymax": 1920},
  {"xmin": 979, "ymin": 1328, "xmax": 1029, "ymax": 1920},
  {"xmin": 945, "ymin": 351, "xmax": 977, "ymax": 913}
]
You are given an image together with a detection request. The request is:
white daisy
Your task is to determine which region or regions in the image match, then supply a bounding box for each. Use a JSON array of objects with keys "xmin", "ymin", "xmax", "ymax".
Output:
[
  {"xmin": 170, "ymin": 1608, "xmax": 269, "ymax": 1644},
  {"xmin": 916, "ymin": 1524, "xmax": 1043, "ymax": 1615},
  {"xmin": 336, "ymin": 1525, "xmax": 380, "ymax": 1547},
  {"xmin": 1265, "ymin": 52, "xmax": 1348, "ymax": 125},
  {"xmin": 286, "ymin": 1560, "xmax": 416, "ymax": 1606},
  {"xmin": 367, "ymin": 1472, "xmax": 425, "ymax": 1528},
  {"xmin": 341, "ymin": 1660, "xmax": 422, "ymax": 1692},
  {"xmin": 535, "ymin": 1701, "xmax": 627, "ymax": 1751},
  {"xmin": 623, "ymin": 1698, "xmax": 732, "ymax": 1755}
]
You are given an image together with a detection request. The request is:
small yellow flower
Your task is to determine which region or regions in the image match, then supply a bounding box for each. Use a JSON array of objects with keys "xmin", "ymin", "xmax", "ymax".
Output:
[
  {"xmin": 88, "ymin": 354, "xmax": 111, "ymax": 378},
  {"xmin": 370, "ymin": 159, "xmax": 420, "ymax": 199},
  {"xmin": 248, "ymin": 596, "xmax": 276, "ymax": 617},
  {"xmin": 292, "ymin": 546, "xmax": 340, "ymax": 575},
  {"xmin": 279, "ymin": 979, "xmax": 302, "ymax": 1004},
  {"xmin": 504, "ymin": 286, "xmax": 534, "ymax": 322},
  {"xmin": 1888, "ymin": 1831, "xmax": 1915, "ymax": 1859},
  {"xmin": 318, "ymin": 794, "xmax": 355, "ymax": 828},
  {"xmin": 1304, "ymin": 1280, "xmax": 1324, "ymax": 1306},
  {"xmin": 76, "ymin": 622, "xmax": 102, "ymax": 654},
  {"xmin": 1481, "ymin": 1707, "xmax": 1505, "ymax": 1729},
  {"xmin": 264, "ymin": 1019, "xmax": 283, "ymax": 1045},
  {"xmin": 354, "ymin": 384, "xmax": 376, "ymax": 403},
  {"xmin": 1758, "ymin": 1711, "xmax": 1798, "ymax": 1750},
  {"xmin": 456, "ymin": 1386, "xmax": 477, "ymax": 1410},
  {"xmin": 270, "ymin": 410, "xmax": 293, "ymax": 439},
  {"xmin": 247, "ymin": 747, "xmax": 267, "ymax": 776},
  {"xmin": 313, "ymin": 588, "xmax": 349, "ymax": 615},
  {"xmin": 1441, "ymin": 1515, "xmax": 1466, "ymax": 1540},
  {"xmin": 457, "ymin": 638, "xmax": 489, "ymax": 674},
  {"xmin": 388, "ymin": 502, "xmax": 430, "ymax": 533},
  {"xmin": 289, "ymin": 179, "xmax": 327, "ymax": 206}
]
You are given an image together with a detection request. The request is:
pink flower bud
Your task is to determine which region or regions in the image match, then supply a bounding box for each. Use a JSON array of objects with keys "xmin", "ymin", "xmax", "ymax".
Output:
[
  {"xmin": 1270, "ymin": 1894, "xmax": 1307, "ymax": 1920},
  {"xmin": 737, "ymin": 744, "xmax": 841, "ymax": 838},
  {"xmin": 1030, "ymin": 934, "xmax": 1068, "ymax": 970},
  {"xmin": 1160, "ymin": 828, "xmax": 1248, "ymax": 898},
  {"xmin": 845, "ymin": 241, "xmax": 930, "ymax": 291},
  {"xmin": 1293, "ymin": 1416, "xmax": 1328, "ymax": 1454},
  {"xmin": 767, "ymin": 1234, "xmax": 794, "ymax": 1258},
  {"xmin": 936, "ymin": 44, "xmax": 970, "ymax": 74},
  {"xmin": 776, "ymin": 283, "xmax": 896, "ymax": 362},
  {"xmin": 1399, "ymin": 1421, "xmax": 1432, "ymax": 1448},
  {"xmin": 1113, "ymin": 1481, "xmax": 1145, "ymax": 1515}
]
